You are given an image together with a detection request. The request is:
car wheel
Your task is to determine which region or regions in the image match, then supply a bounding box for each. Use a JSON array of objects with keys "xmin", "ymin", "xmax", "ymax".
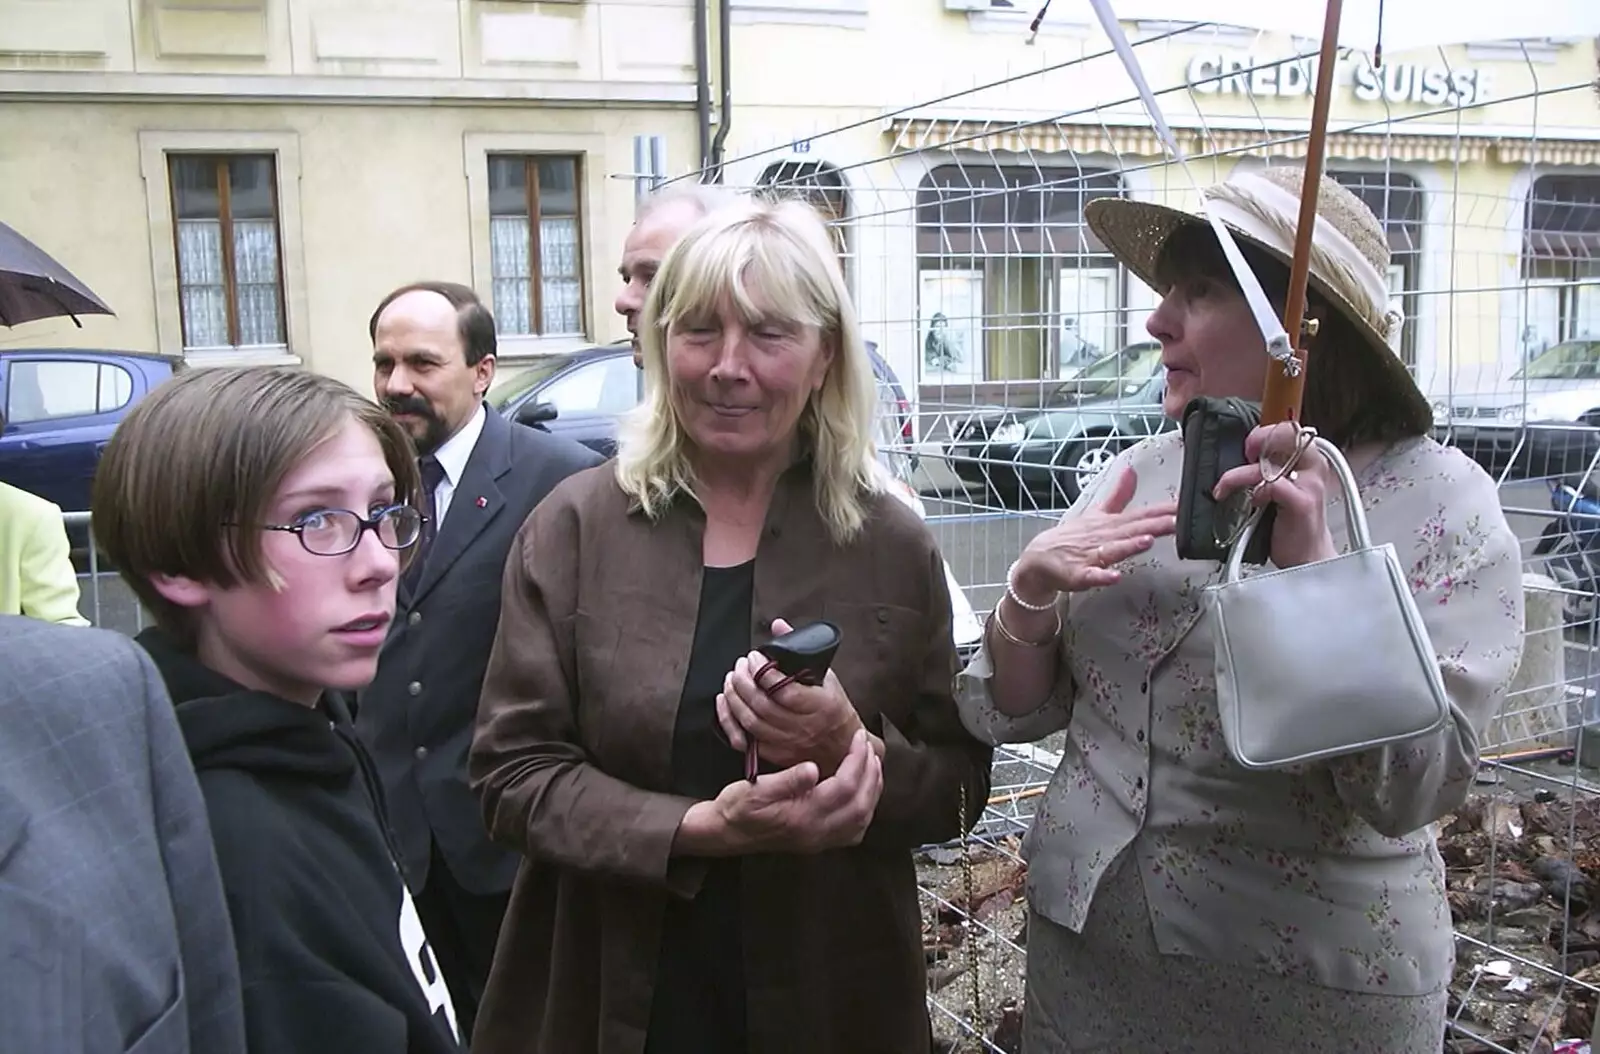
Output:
[{"xmin": 1051, "ymin": 439, "xmax": 1119, "ymax": 506}]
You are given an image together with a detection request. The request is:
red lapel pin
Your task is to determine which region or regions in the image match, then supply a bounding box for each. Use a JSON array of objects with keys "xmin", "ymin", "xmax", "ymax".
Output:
[{"xmin": 475, "ymin": 496, "xmax": 488, "ymax": 508}]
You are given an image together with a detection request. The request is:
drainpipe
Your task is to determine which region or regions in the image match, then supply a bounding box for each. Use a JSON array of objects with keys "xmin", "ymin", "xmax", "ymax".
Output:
[
  {"xmin": 693, "ymin": 0, "xmax": 712, "ymax": 174},
  {"xmin": 708, "ymin": 0, "xmax": 733, "ymax": 182}
]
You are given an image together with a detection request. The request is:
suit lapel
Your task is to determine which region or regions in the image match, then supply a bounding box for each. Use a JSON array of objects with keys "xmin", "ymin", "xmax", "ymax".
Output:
[{"xmin": 407, "ymin": 408, "xmax": 512, "ymax": 604}]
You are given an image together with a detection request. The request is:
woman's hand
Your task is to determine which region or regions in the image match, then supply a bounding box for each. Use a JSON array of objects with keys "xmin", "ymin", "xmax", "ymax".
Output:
[
  {"xmin": 717, "ymin": 619, "xmax": 866, "ymax": 775},
  {"xmin": 1009, "ymin": 466, "xmax": 1178, "ymax": 604},
  {"xmin": 1212, "ymin": 422, "xmax": 1340, "ymax": 569},
  {"xmin": 677, "ymin": 729, "xmax": 884, "ymax": 855}
]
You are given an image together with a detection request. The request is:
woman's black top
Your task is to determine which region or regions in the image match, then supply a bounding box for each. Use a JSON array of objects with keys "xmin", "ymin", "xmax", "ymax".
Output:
[{"xmin": 644, "ymin": 561, "xmax": 755, "ymax": 1054}]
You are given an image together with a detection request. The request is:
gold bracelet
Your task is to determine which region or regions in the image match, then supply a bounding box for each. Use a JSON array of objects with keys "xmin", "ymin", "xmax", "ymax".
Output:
[{"xmin": 989, "ymin": 603, "xmax": 1061, "ymax": 648}]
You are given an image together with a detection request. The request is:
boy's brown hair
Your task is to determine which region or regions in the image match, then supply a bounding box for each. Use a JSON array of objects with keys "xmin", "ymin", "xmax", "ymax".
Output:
[{"xmin": 92, "ymin": 366, "xmax": 421, "ymax": 647}]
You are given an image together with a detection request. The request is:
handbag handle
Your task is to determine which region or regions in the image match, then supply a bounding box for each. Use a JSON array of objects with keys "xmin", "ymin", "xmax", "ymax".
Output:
[{"xmin": 1226, "ymin": 436, "xmax": 1373, "ymax": 582}]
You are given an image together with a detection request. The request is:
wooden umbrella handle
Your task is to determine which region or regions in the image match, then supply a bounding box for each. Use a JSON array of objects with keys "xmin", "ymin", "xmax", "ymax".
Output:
[{"xmin": 1260, "ymin": 0, "xmax": 1346, "ymax": 426}]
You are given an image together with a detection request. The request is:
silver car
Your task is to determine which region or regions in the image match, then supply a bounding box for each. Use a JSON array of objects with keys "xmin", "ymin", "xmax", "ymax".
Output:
[{"xmin": 1432, "ymin": 338, "xmax": 1600, "ymax": 477}]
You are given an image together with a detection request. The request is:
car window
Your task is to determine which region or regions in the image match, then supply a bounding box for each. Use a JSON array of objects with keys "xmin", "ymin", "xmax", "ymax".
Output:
[
  {"xmin": 1518, "ymin": 340, "xmax": 1600, "ymax": 381},
  {"xmin": 538, "ymin": 356, "xmax": 638, "ymax": 417},
  {"xmin": 5, "ymin": 360, "xmax": 135, "ymax": 425},
  {"xmin": 1053, "ymin": 343, "xmax": 1164, "ymax": 402},
  {"xmin": 487, "ymin": 356, "xmax": 577, "ymax": 411}
]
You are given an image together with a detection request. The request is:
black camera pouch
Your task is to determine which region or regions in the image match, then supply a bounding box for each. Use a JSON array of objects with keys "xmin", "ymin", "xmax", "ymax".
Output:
[{"xmin": 1175, "ymin": 395, "xmax": 1276, "ymax": 566}]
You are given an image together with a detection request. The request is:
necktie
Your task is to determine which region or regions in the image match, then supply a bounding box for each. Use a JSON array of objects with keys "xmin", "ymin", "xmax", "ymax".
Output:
[{"xmin": 404, "ymin": 455, "xmax": 445, "ymax": 591}]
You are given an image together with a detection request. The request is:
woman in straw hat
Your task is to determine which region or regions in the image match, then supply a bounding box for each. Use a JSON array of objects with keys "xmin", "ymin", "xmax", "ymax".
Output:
[{"xmin": 955, "ymin": 167, "xmax": 1525, "ymax": 1050}]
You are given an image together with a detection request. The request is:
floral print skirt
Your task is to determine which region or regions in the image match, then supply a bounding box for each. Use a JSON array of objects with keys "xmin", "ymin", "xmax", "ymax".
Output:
[{"xmin": 1021, "ymin": 852, "xmax": 1447, "ymax": 1053}]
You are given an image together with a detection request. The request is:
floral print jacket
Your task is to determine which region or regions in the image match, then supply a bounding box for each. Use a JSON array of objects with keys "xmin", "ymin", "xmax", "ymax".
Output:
[{"xmin": 956, "ymin": 432, "xmax": 1524, "ymax": 996}]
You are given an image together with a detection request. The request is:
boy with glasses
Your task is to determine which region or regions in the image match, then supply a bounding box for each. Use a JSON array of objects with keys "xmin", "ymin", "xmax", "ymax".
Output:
[{"xmin": 92, "ymin": 367, "xmax": 463, "ymax": 1054}]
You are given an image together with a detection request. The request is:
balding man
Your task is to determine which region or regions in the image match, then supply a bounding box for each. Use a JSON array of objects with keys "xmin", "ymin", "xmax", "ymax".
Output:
[
  {"xmin": 615, "ymin": 182, "xmax": 744, "ymax": 367},
  {"xmin": 358, "ymin": 280, "xmax": 602, "ymax": 1041}
]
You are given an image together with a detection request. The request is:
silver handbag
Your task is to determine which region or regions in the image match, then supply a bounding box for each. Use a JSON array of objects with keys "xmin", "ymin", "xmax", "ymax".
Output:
[{"xmin": 1204, "ymin": 436, "xmax": 1451, "ymax": 771}]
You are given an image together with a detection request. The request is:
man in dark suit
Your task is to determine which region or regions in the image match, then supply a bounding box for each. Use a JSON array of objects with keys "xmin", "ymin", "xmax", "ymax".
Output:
[
  {"xmin": 0, "ymin": 615, "xmax": 246, "ymax": 1054},
  {"xmin": 358, "ymin": 281, "xmax": 603, "ymax": 1039}
]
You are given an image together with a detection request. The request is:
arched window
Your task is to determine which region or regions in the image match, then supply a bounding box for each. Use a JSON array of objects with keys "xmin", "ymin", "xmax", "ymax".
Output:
[
  {"xmin": 1518, "ymin": 174, "xmax": 1600, "ymax": 364},
  {"xmin": 915, "ymin": 163, "xmax": 1123, "ymax": 386},
  {"xmin": 756, "ymin": 161, "xmax": 849, "ymax": 273},
  {"xmin": 1328, "ymin": 170, "xmax": 1424, "ymax": 369}
]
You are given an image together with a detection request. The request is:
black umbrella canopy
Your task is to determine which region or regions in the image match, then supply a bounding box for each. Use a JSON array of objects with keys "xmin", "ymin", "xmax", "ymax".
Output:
[{"xmin": 0, "ymin": 220, "xmax": 115, "ymax": 327}]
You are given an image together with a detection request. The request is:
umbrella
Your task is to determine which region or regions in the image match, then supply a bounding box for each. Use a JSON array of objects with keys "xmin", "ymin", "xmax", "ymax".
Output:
[{"xmin": 0, "ymin": 221, "xmax": 114, "ymax": 328}]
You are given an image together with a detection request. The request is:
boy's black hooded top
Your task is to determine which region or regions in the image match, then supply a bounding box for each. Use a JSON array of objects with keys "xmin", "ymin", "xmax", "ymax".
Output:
[{"xmin": 136, "ymin": 627, "xmax": 462, "ymax": 1054}]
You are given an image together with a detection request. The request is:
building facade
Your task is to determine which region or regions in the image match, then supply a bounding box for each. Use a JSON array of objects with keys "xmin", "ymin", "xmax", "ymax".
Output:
[
  {"xmin": 0, "ymin": 0, "xmax": 704, "ymax": 393},
  {"xmin": 716, "ymin": 1, "xmax": 1600, "ymax": 412}
]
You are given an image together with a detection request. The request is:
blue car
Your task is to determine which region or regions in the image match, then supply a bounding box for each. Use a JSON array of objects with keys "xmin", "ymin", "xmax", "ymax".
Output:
[
  {"xmin": 0, "ymin": 348, "xmax": 184, "ymax": 526},
  {"xmin": 487, "ymin": 340, "xmax": 915, "ymax": 463}
]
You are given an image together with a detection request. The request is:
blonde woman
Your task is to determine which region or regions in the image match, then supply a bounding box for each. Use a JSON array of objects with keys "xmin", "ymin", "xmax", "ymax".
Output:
[
  {"xmin": 960, "ymin": 169, "xmax": 1524, "ymax": 1051},
  {"xmin": 470, "ymin": 199, "xmax": 992, "ymax": 1054}
]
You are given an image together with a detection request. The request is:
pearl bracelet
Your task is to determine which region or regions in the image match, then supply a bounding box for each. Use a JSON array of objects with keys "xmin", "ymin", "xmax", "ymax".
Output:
[{"xmin": 1005, "ymin": 559, "xmax": 1059, "ymax": 613}]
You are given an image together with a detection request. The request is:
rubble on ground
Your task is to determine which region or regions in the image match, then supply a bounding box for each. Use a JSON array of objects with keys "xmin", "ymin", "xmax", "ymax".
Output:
[
  {"xmin": 1441, "ymin": 788, "xmax": 1600, "ymax": 1053},
  {"xmin": 918, "ymin": 837, "xmax": 1029, "ymax": 1053},
  {"xmin": 915, "ymin": 787, "xmax": 1600, "ymax": 1054}
]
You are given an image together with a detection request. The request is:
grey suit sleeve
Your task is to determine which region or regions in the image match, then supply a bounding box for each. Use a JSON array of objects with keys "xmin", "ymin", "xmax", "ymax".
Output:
[{"xmin": 135, "ymin": 645, "xmax": 249, "ymax": 1054}]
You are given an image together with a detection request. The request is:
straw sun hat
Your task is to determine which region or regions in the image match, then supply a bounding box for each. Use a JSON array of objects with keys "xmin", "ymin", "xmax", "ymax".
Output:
[{"xmin": 1083, "ymin": 166, "xmax": 1431, "ymax": 426}]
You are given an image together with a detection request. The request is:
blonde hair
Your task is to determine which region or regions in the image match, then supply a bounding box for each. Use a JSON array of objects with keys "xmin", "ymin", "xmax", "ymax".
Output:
[{"xmin": 616, "ymin": 197, "xmax": 881, "ymax": 543}]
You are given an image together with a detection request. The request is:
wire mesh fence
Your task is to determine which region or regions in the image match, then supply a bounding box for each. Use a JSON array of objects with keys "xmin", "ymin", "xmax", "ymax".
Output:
[{"xmin": 697, "ymin": 16, "xmax": 1600, "ymax": 1052}]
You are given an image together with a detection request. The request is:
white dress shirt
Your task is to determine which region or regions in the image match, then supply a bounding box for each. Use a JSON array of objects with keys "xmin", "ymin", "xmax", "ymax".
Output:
[{"xmin": 427, "ymin": 403, "xmax": 487, "ymax": 530}]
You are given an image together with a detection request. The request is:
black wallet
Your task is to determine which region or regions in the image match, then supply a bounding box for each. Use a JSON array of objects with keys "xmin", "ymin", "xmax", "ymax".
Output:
[
  {"xmin": 743, "ymin": 620, "xmax": 844, "ymax": 782},
  {"xmin": 1175, "ymin": 396, "xmax": 1276, "ymax": 565},
  {"xmin": 755, "ymin": 620, "xmax": 842, "ymax": 689}
]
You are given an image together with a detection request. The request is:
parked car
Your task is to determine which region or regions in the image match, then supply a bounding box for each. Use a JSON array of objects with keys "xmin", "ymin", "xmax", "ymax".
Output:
[
  {"xmin": 487, "ymin": 343, "xmax": 640, "ymax": 458},
  {"xmin": 487, "ymin": 341, "xmax": 983, "ymax": 658},
  {"xmin": 0, "ymin": 349, "xmax": 184, "ymax": 537},
  {"xmin": 948, "ymin": 341, "xmax": 1171, "ymax": 508},
  {"xmin": 1431, "ymin": 338, "xmax": 1600, "ymax": 479}
]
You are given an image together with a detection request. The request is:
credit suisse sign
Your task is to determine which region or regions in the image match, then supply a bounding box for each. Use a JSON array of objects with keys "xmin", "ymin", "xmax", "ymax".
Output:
[{"xmin": 1186, "ymin": 53, "xmax": 1493, "ymax": 108}]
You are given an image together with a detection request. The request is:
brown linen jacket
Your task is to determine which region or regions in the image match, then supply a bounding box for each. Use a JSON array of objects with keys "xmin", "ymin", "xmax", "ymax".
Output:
[{"xmin": 468, "ymin": 460, "xmax": 993, "ymax": 1054}]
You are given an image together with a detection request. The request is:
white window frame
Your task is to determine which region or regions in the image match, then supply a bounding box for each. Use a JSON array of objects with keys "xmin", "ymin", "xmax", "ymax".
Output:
[
  {"xmin": 1055, "ymin": 265, "xmax": 1119, "ymax": 377},
  {"xmin": 1507, "ymin": 169, "xmax": 1600, "ymax": 377},
  {"xmin": 138, "ymin": 130, "xmax": 307, "ymax": 366},
  {"xmin": 730, "ymin": 0, "xmax": 867, "ymax": 29},
  {"xmin": 1516, "ymin": 278, "xmax": 1567, "ymax": 365},
  {"xmin": 1576, "ymin": 279, "xmax": 1600, "ymax": 341},
  {"xmin": 917, "ymin": 267, "xmax": 986, "ymax": 386},
  {"xmin": 464, "ymin": 131, "xmax": 610, "ymax": 360},
  {"xmin": 912, "ymin": 154, "xmax": 1128, "ymax": 387}
]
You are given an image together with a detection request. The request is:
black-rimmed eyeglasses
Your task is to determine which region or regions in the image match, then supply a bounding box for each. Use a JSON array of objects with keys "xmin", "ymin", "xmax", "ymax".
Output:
[{"xmin": 227, "ymin": 504, "xmax": 425, "ymax": 557}]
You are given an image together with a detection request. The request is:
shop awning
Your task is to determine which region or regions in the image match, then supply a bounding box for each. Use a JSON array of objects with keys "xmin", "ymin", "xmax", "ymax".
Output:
[{"xmin": 886, "ymin": 117, "xmax": 1600, "ymax": 167}]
